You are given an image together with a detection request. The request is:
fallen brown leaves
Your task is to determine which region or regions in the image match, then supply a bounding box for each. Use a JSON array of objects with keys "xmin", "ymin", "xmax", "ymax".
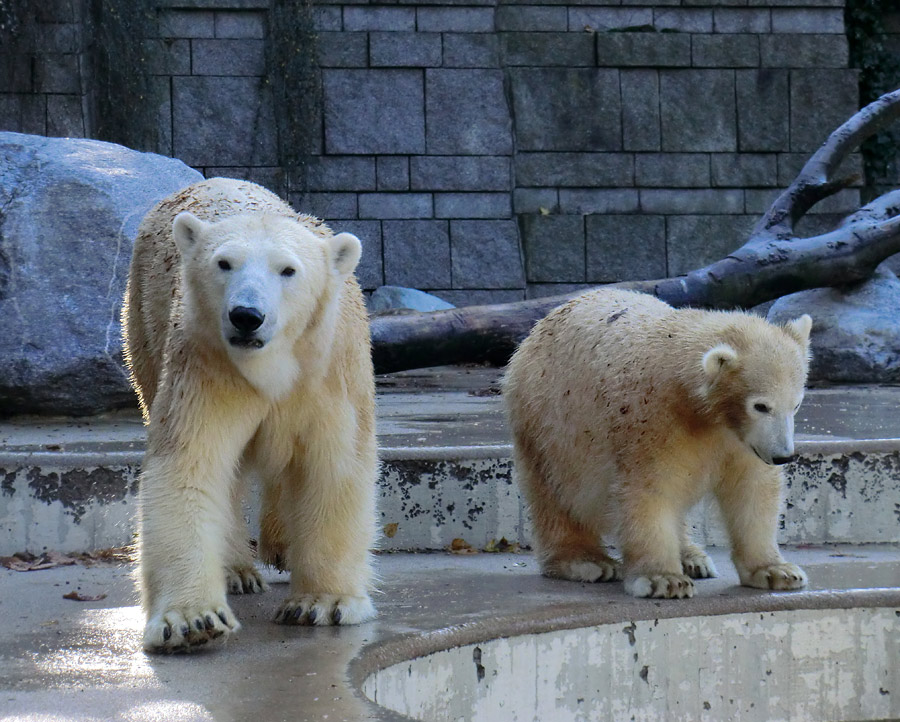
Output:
[
  {"xmin": 0, "ymin": 546, "xmax": 135, "ymax": 572},
  {"xmin": 62, "ymin": 590, "xmax": 107, "ymax": 602}
]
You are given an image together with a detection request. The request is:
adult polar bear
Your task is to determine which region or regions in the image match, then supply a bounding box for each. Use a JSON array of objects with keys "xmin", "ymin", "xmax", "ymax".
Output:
[
  {"xmin": 504, "ymin": 289, "xmax": 811, "ymax": 600},
  {"xmin": 124, "ymin": 178, "xmax": 377, "ymax": 652}
]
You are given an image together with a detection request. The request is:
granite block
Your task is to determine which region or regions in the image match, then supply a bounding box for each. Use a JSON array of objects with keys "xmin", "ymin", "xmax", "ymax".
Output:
[
  {"xmin": 383, "ymin": 219, "xmax": 451, "ymax": 287},
  {"xmin": 324, "ymin": 69, "xmax": 425, "ymax": 154},
  {"xmin": 426, "ymin": 69, "xmax": 512, "ymax": 154},
  {"xmin": 586, "ymin": 214, "xmax": 666, "ymax": 281},
  {"xmin": 450, "ymin": 219, "xmax": 524, "ymax": 288},
  {"xmin": 510, "ymin": 68, "xmax": 622, "ymax": 151},
  {"xmin": 520, "ymin": 214, "xmax": 585, "ymax": 283}
]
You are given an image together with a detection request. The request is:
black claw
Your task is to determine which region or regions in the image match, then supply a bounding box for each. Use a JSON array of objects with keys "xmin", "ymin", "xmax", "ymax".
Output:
[
  {"xmin": 181, "ymin": 624, "xmax": 190, "ymax": 637},
  {"xmin": 333, "ymin": 609, "xmax": 342, "ymax": 624},
  {"xmin": 308, "ymin": 609, "xmax": 318, "ymax": 624},
  {"xmin": 218, "ymin": 611, "xmax": 229, "ymax": 626},
  {"xmin": 205, "ymin": 615, "xmax": 215, "ymax": 630},
  {"xmin": 194, "ymin": 619, "xmax": 204, "ymax": 632},
  {"xmin": 292, "ymin": 606, "xmax": 304, "ymax": 621},
  {"xmin": 163, "ymin": 625, "xmax": 172, "ymax": 641}
]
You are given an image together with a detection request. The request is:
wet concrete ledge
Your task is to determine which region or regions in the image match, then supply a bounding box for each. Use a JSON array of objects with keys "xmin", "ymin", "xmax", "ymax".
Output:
[{"xmin": 2, "ymin": 371, "xmax": 900, "ymax": 554}]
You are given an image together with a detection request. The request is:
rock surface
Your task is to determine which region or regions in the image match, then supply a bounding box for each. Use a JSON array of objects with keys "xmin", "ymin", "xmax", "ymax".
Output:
[
  {"xmin": 368, "ymin": 286, "xmax": 455, "ymax": 314},
  {"xmin": 0, "ymin": 132, "xmax": 202, "ymax": 416},
  {"xmin": 767, "ymin": 267, "xmax": 900, "ymax": 384}
]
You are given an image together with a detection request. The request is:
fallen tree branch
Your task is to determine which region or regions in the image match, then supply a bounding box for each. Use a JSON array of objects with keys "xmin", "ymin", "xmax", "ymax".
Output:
[{"xmin": 372, "ymin": 89, "xmax": 900, "ymax": 374}]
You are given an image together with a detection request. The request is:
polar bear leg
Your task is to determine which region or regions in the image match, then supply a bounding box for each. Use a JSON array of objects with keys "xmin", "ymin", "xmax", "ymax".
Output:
[
  {"xmin": 273, "ymin": 407, "xmax": 376, "ymax": 627},
  {"xmin": 530, "ymin": 499, "xmax": 621, "ymax": 584},
  {"xmin": 140, "ymin": 384, "xmax": 267, "ymax": 653},
  {"xmin": 716, "ymin": 465, "xmax": 807, "ymax": 591},
  {"xmin": 679, "ymin": 522, "xmax": 717, "ymax": 579},
  {"xmin": 224, "ymin": 470, "xmax": 268, "ymax": 595},
  {"xmin": 140, "ymin": 453, "xmax": 241, "ymax": 652},
  {"xmin": 257, "ymin": 475, "xmax": 289, "ymax": 571},
  {"xmin": 620, "ymin": 491, "xmax": 695, "ymax": 599},
  {"xmin": 512, "ymin": 429, "xmax": 621, "ymax": 583}
]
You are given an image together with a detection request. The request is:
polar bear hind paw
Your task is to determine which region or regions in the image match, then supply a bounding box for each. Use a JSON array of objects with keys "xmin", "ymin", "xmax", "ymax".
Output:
[
  {"xmin": 547, "ymin": 559, "xmax": 622, "ymax": 583},
  {"xmin": 274, "ymin": 594, "xmax": 376, "ymax": 627},
  {"xmin": 743, "ymin": 562, "xmax": 807, "ymax": 590},
  {"xmin": 143, "ymin": 603, "xmax": 240, "ymax": 653},
  {"xmin": 226, "ymin": 565, "xmax": 269, "ymax": 594},
  {"xmin": 625, "ymin": 573, "xmax": 695, "ymax": 599},
  {"xmin": 681, "ymin": 550, "xmax": 717, "ymax": 579}
]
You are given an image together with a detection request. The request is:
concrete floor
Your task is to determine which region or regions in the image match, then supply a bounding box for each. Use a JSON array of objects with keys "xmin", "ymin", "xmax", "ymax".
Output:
[{"xmin": 1, "ymin": 546, "xmax": 899, "ymax": 722}]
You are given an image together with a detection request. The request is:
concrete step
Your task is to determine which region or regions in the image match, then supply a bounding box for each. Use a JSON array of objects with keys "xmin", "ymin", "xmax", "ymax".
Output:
[{"xmin": 1, "ymin": 367, "xmax": 899, "ymax": 554}]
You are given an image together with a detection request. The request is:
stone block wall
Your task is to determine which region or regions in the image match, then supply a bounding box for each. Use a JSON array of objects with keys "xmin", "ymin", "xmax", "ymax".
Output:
[
  {"xmin": 306, "ymin": 1, "xmax": 860, "ymax": 301},
  {"xmin": 0, "ymin": 0, "xmax": 862, "ymax": 303},
  {"xmin": 0, "ymin": 1, "xmax": 87, "ymax": 138}
]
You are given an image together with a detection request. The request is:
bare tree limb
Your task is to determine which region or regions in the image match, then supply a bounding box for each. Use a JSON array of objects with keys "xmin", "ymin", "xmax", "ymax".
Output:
[
  {"xmin": 372, "ymin": 89, "xmax": 900, "ymax": 375},
  {"xmin": 753, "ymin": 87, "xmax": 900, "ymax": 239}
]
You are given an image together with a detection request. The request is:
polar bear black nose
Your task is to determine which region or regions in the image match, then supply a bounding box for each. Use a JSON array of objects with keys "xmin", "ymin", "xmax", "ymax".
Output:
[
  {"xmin": 772, "ymin": 455, "xmax": 795, "ymax": 466},
  {"xmin": 229, "ymin": 306, "xmax": 265, "ymax": 333}
]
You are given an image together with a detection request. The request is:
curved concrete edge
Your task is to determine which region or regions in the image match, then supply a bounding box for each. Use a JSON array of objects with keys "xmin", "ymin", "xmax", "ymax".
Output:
[
  {"xmin": 379, "ymin": 444, "xmax": 513, "ymax": 461},
  {"xmin": 379, "ymin": 438, "xmax": 900, "ymax": 461},
  {"xmin": 3, "ymin": 445, "xmax": 900, "ymax": 554},
  {"xmin": 0, "ymin": 452, "xmax": 144, "ymax": 467},
  {"xmin": 349, "ymin": 588, "xmax": 900, "ymax": 698},
  {"xmin": 2, "ymin": 436, "xmax": 894, "ymax": 471},
  {"xmin": 363, "ymin": 605, "xmax": 900, "ymax": 722},
  {"xmin": 798, "ymin": 438, "xmax": 900, "ymax": 455}
]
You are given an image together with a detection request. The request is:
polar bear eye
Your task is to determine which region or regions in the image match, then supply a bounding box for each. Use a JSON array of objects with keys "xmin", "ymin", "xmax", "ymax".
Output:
[
  {"xmin": 218, "ymin": 260, "xmax": 232, "ymax": 271},
  {"xmin": 753, "ymin": 402, "xmax": 771, "ymax": 414},
  {"xmin": 281, "ymin": 267, "xmax": 296, "ymax": 278}
]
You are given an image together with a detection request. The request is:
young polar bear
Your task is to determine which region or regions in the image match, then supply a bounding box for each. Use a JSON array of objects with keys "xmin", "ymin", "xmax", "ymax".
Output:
[
  {"xmin": 123, "ymin": 178, "xmax": 377, "ymax": 652},
  {"xmin": 503, "ymin": 289, "xmax": 811, "ymax": 599}
]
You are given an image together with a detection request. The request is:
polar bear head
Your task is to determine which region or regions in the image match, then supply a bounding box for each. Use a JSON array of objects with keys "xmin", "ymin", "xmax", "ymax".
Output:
[
  {"xmin": 701, "ymin": 315, "xmax": 812, "ymax": 466},
  {"xmin": 172, "ymin": 210, "xmax": 361, "ymax": 396}
]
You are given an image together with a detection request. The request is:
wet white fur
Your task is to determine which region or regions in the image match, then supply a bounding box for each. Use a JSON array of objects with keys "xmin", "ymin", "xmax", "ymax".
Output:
[
  {"xmin": 123, "ymin": 178, "xmax": 377, "ymax": 652},
  {"xmin": 503, "ymin": 289, "xmax": 811, "ymax": 599}
]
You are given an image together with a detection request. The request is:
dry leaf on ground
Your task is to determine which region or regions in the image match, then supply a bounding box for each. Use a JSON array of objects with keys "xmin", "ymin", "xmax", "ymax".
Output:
[{"xmin": 63, "ymin": 590, "xmax": 107, "ymax": 602}]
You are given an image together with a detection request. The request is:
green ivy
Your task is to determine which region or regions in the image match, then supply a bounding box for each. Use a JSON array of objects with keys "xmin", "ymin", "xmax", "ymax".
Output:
[
  {"xmin": 266, "ymin": 0, "xmax": 320, "ymax": 196},
  {"xmin": 0, "ymin": 0, "xmax": 36, "ymax": 97},
  {"xmin": 85, "ymin": 0, "xmax": 159, "ymax": 152},
  {"xmin": 0, "ymin": 0, "xmax": 22, "ymax": 34},
  {"xmin": 846, "ymin": 0, "xmax": 900, "ymax": 197}
]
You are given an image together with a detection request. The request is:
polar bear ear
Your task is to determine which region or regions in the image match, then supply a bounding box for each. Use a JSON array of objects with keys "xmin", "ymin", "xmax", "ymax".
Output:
[
  {"xmin": 702, "ymin": 343, "xmax": 738, "ymax": 380},
  {"xmin": 784, "ymin": 314, "xmax": 812, "ymax": 346},
  {"xmin": 328, "ymin": 232, "xmax": 362, "ymax": 278},
  {"xmin": 172, "ymin": 212, "xmax": 208, "ymax": 257}
]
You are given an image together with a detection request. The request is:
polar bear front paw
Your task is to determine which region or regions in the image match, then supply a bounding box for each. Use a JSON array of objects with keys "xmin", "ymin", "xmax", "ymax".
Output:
[
  {"xmin": 742, "ymin": 562, "xmax": 807, "ymax": 591},
  {"xmin": 143, "ymin": 603, "xmax": 240, "ymax": 653},
  {"xmin": 274, "ymin": 594, "xmax": 376, "ymax": 627},
  {"xmin": 625, "ymin": 573, "xmax": 694, "ymax": 599},
  {"xmin": 681, "ymin": 550, "xmax": 717, "ymax": 579},
  {"xmin": 547, "ymin": 559, "xmax": 622, "ymax": 583},
  {"xmin": 226, "ymin": 565, "xmax": 269, "ymax": 595}
]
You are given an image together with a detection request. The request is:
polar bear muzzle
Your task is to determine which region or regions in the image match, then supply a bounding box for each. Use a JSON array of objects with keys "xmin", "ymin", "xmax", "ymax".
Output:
[{"xmin": 228, "ymin": 306, "xmax": 266, "ymax": 348}]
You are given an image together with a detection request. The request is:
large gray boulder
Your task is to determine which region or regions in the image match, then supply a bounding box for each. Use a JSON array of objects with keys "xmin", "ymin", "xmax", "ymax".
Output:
[
  {"xmin": 767, "ymin": 267, "xmax": 900, "ymax": 384},
  {"xmin": 368, "ymin": 285, "xmax": 455, "ymax": 314},
  {"xmin": 0, "ymin": 132, "xmax": 202, "ymax": 416}
]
